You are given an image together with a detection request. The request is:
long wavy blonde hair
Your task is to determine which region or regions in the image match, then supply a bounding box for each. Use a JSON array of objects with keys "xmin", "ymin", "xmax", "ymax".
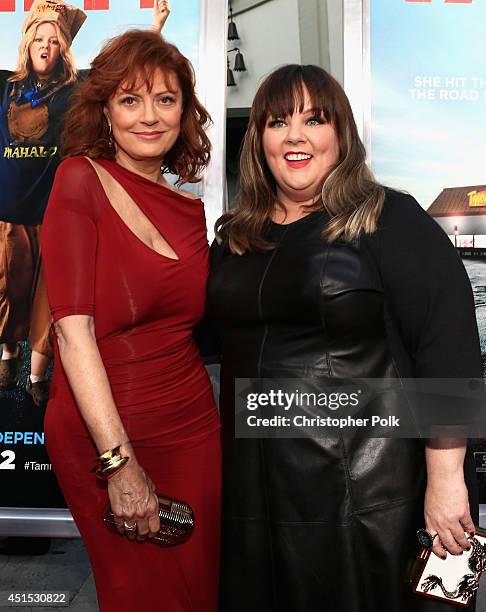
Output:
[
  {"xmin": 217, "ymin": 64, "xmax": 385, "ymax": 254},
  {"xmin": 9, "ymin": 20, "xmax": 77, "ymax": 85}
]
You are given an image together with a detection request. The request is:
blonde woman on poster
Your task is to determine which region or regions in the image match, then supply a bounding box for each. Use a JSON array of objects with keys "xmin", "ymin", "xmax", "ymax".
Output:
[
  {"xmin": 0, "ymin": 0, "xmax": 86, "ymax": 406},
  {"xmin": 0, "ymin": 0, "xmax": 169, "ymax": 407}
]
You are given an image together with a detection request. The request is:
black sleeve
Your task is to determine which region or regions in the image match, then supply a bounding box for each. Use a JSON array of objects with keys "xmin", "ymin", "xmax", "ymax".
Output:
[
  {"xmin": 193, "ymin": 317, "xmax": 221, "ymax": 364},
  {"xmin": 193, "ymin": 239, "xmax": 224, "ymax": 363},
  {"xmin": 376, "ymin": 190, "xmax": 482, "ymax": 378}
]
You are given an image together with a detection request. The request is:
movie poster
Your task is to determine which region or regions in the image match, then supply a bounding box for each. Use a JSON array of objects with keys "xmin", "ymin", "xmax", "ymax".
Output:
[
  {"xmin": 348, "ymin": 0, "xmax": 486, "ymax": 499},
  {"xmin": 369, "ymin": 0, "xmax": 486, "ymax": 360},
  {"xmin": 0, "ymin": 0, "xmax": 201, "ymax": 520}
]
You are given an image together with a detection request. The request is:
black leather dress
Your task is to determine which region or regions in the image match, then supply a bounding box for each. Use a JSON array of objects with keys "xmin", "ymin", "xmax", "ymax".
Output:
[{"xmin": 207, "ymin": 190, "xmax": 481, "ymax": 612}]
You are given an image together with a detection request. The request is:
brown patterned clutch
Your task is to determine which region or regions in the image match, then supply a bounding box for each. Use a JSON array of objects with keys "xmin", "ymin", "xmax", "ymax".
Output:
[{"xmin": 103, "ymin": 494, "xmax": 195, "ymax": 546}]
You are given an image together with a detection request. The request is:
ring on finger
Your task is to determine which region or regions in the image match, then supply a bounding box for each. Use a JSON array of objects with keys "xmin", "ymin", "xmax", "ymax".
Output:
[
  {"xmin": 123, "ymin": 521, "xmax": 137, "ymax": 532},
  {"xmin": 417, "ymin": 528, "xmax": 439, "ymax": 549}
]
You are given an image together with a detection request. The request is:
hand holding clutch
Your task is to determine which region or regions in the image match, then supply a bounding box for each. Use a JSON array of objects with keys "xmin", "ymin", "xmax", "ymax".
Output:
[
  {"xmin": 104, "ymin": 493, "xmax": 194, "ymax": 547},
  {"xmin": 410, "ymin": 529, "xmax": 486, "ymax": 607}
]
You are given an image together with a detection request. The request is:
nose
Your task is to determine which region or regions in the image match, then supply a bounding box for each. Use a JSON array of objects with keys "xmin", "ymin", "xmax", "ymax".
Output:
[
  {"xmin": 141, "ymin": 101, "xmax": 158, "ymax": 126},
  {"xmin": 285, "ymin": 121, "xmax": 306, "ymax": 145}
]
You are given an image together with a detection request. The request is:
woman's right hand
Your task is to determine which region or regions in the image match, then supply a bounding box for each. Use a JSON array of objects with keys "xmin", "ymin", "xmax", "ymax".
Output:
[
  {"xmin": 107, "ymin": 443, "xmax": 160, "ymax": 541},
  {"xmin": 152, "ymin": 0, "xmax": 170, "ymax": 33}
]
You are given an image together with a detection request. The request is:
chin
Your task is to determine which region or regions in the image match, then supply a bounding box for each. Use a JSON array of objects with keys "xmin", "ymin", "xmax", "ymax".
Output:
[
  {"xmin": 131, "ymin": 146, "xmax": 166, "ymax": 158},
  {"xmin": 130, "ymin": 139, "xmax": 171, "ymax": 155},
  {"xmin": 285, "ymin": 182, "xmax": 315, "ymax": 193},
  {"xmin": 125, "ymin": 149, "xmax": 165, "ymax": 163}
]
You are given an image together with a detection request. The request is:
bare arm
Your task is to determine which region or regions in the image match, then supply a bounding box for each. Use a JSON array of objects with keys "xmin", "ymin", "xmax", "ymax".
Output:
[
  {"xmin": 54, "ymin": 314, "xmax": 160, "ymax": 540},
  {"xmin": 425, "ymin": 438, "xmax": 474, "ymax": 558},
  {"xmin": 55, "ymin": 315, "xmax": 126, "ymax": 450},
  {"xmin": 152, "ymin": 0, "xmax": 170, "ymax": 33}
]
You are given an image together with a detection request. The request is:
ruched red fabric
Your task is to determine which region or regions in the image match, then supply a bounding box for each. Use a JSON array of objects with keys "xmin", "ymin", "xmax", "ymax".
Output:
[{"xmin": 41, "ymin": 156, "xmax": 221, "ymax": 612}]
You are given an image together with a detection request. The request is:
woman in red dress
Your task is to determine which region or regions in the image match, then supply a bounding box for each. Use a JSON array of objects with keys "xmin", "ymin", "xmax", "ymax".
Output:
[{"xmin": 40, "ymin": 27, "xmax": 221, "ymax": 612}]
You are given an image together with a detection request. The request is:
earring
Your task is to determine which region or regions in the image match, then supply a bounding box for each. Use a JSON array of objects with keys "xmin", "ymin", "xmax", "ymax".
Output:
[{"xmin": 106, "ymin": 120, "xmax": 114, "ymax": 148}]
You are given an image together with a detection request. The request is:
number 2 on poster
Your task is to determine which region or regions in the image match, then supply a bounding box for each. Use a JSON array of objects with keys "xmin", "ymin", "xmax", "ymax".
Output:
[{"xmin": 0, "ymin": 450, "xmax": 15, "ymax": 470}]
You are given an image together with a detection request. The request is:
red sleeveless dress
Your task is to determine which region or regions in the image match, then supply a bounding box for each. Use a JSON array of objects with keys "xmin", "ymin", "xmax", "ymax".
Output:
[{"xmin": 41, "ymin": 156, "xmax": 221, "ymax": 612}]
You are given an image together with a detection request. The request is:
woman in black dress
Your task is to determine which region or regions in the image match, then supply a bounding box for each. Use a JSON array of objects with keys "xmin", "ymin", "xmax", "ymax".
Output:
[{"xmin": 207, "ymin": 65, "xmax": 482, "ymax": 612}]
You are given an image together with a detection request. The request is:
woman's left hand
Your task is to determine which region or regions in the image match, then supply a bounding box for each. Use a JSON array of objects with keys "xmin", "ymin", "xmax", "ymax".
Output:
[
  {"xmin": 424, "ymin": 473, "xmax": 475, "ymax": 558},
  {"xmin": 153, "ymin": 0, "xmax": 170, "ymax": 33}
]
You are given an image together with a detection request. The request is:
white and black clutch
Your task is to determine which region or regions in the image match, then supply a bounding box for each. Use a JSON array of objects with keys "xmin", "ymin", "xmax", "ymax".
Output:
[{"xmin": 410, "ymin": 530, "xmax": 486, "ymax": 607}]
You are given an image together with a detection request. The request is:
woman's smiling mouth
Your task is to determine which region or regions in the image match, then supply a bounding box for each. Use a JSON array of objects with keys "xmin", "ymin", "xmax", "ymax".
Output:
[
  {"xmin": 284, "ymin": 151, "xmax": 313, "ymax": 168},
  {"xmin": 132, "ymin": 131, "xmax": 164, "ymax": 140}
]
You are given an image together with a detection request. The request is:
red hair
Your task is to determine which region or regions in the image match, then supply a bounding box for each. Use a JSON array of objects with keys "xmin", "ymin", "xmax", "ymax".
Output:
[{"xmin": 62, "ymin": 30, "xmax": 211, "ymax": 184}]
